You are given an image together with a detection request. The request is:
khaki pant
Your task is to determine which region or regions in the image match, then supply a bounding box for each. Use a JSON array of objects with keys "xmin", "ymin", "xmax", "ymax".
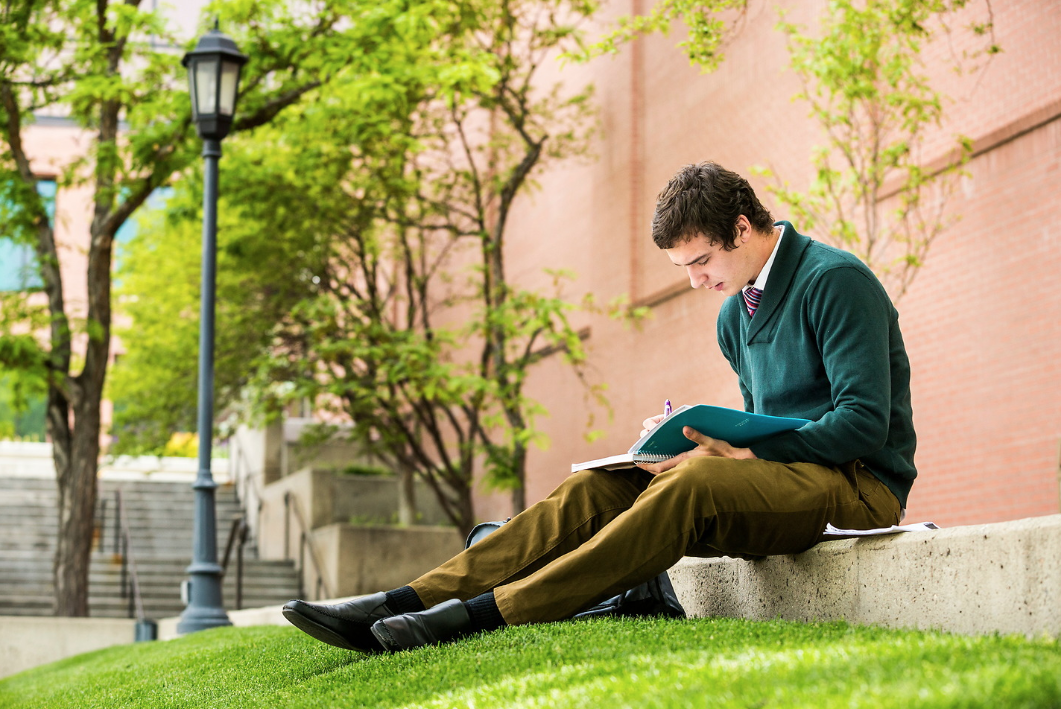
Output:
[{"xmin": 409, "ymin": 457, "xmax": 901, "ymax": 625}]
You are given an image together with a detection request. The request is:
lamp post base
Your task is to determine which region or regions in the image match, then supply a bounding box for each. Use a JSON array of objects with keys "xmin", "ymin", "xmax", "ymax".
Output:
[
  {"xmin": 176, "ymin": 607, "xmax": 232, "ymax": 634},
  {"xmin": 176, "ymin": 562, "xmax": 233, "ymax": 634}
]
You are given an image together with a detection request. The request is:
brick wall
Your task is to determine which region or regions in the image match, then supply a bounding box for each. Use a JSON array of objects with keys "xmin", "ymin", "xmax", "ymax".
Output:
[{"xmin": 491, "ymin": 0, "xmax": 1061, "ymax": 526}]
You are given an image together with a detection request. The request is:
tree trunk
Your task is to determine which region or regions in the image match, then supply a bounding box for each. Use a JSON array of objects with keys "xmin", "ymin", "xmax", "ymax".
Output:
[
  {"xmin": 510, "ymin": 486, "xmax": 525, "ymax": 515},
  {"xmin": 455, "ymin": 484, "xmax": 476, "ymax": 541},
  {"xmin": 397, "ymin": 466, "xmax": 417, "ymax": 526},
  {"xmin": 52, "ymin": 421, "xmax": 100, "ymax": 616},
  {"xmin": 52, "ymin": 233, "xmax": 111, "ymax": 615}
]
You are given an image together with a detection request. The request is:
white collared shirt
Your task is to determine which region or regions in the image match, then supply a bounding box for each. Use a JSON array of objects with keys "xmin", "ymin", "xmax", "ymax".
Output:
[{"xmin": 743, "ymin": 223, "xmax": 785, "ymax": 296}]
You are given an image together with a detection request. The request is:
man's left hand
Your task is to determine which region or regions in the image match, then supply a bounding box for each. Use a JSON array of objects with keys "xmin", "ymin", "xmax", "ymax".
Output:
[{"xmin": 636, "ymin": 426, "xmax": 756, "ymax": 475}]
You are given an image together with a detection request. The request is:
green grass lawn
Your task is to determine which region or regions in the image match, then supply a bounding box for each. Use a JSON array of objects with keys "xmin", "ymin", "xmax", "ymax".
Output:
[{"xmin": 1, "ymin": 617, "xmax": 1059, "ymax": 708}]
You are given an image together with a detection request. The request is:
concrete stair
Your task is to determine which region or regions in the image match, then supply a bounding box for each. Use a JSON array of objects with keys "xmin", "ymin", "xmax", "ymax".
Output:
[{"xmin": 0, "ymin": 475, "xmax": 301, "ymax": 619}]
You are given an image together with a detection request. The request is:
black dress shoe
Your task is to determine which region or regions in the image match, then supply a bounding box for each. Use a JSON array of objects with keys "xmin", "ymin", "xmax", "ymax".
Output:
[
  {"xmin": 282, "ymin": 592, "xmax": 397, "ymax": 652},
  {"xmin": 370, "ymin": 599, "xmax": 472, "ymax": 652}
]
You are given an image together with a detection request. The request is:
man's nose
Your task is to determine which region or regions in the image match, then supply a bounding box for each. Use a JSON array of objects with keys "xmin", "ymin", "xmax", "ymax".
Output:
[{"xmin": 687, "ymin": 266, "xmax": 707, "ymax": 289}]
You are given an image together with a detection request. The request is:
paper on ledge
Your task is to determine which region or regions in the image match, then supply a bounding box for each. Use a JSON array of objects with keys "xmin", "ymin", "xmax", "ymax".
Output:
[{"xmin": 823, "ymin": 521, "xmax": 939, "ymax": 537}]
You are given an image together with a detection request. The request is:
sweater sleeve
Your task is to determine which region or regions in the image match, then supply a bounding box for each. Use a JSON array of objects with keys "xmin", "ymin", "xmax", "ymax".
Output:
[{"xmin": 750, "ymin": 266, "xmax": 893, "ymax": 464}]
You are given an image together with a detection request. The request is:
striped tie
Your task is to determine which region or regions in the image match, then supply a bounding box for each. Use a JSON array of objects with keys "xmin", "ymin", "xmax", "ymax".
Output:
[{"xmin": 743, "ymin": 287, "xmax": 763, "ymax": 317}]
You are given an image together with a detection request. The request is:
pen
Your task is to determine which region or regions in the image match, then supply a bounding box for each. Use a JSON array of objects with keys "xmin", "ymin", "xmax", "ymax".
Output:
[{"xmin": 664, "ymin": 399, "xmax": 672, "ymax": 417}]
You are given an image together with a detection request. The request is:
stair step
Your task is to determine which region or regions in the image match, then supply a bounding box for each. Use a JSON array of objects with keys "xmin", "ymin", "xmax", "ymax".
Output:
[{"xmin": 0, "ymin": 474, "xmax": 300, "ymax": 617}]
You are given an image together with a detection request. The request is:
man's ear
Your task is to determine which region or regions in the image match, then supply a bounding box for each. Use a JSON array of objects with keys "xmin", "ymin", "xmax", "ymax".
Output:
[{"xmin": 735, "ymin": 214, "xmax": 752, "ymax": 243}]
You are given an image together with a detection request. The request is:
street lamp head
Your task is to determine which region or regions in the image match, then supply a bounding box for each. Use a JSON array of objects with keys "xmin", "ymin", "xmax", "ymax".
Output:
[{"xmin": 182, "ymin": 25, "xmax": 248, "ymax": 141}]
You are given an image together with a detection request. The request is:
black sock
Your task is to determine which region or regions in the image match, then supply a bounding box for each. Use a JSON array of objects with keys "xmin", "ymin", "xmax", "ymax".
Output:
[
  {"xmin": 464, "ymin": 591, "xmax": 507, "ymax": 632},
  {"xmin": 385, "ymin": 586, "xmax": 425, "ymax": 614}
]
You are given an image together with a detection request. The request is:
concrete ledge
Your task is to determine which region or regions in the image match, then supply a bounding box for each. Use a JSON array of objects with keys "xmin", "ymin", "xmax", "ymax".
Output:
[
  {"xmin": 0, "ymin": 616, "xmax": 136, "ymax": 679},
  {"xmin": 669, "ymin": 514, "xmax": 1061, "ymax": 637},
  {"xmin": 0, "ymin": 441, "xmax": 228, "ymax": 482},
  {"xmin": 157, "ymin": 603, "xmax": 289, "ymax": 641}
]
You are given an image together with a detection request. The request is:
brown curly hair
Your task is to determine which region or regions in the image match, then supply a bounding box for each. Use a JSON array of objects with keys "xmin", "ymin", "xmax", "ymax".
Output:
[{"xmin": 651, "ymin": 162, "xmax": 774, "ymax": 250}]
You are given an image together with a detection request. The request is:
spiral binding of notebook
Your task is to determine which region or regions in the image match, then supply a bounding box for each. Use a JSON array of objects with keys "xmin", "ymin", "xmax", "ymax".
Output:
[{"xmin": 632, "ymin": 452, "xmax": 673, "ymax": 463}]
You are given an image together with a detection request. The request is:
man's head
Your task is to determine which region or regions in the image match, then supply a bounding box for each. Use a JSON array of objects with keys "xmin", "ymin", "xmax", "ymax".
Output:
[
  {"xmin": 651, "ymin": 161, "xmax": 774, "ymax": 250},
  {"xmin": 652, "ymin": 162, "xmax": 779, "ymax": 296}
]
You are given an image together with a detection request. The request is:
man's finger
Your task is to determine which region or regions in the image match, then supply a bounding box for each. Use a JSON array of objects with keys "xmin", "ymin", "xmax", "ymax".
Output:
[
  {"xmin": 637, "ymin": 450, "xmax": 689, "ymax": 475},
  {"xmin": 683, "ymin": 426, "xmax": 710, "ymax": 444}
]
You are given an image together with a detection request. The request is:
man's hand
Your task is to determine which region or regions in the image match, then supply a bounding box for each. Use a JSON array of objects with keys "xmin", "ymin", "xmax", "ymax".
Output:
[
  {"xmin": 639, "ymin": 414, "xmax": 667, "ymax": 439},
  {"xmin": 637, "ymin": 426, "xmax": 756, "ymax": 475}
]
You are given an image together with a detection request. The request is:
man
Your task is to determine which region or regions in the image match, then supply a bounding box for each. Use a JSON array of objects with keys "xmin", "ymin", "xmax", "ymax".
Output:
[{"xmin": 283, "ymin": 161, "xmax": 916, "ymax": 653}]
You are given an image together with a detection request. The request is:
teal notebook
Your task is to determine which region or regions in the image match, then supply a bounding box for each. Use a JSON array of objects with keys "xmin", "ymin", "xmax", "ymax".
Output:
[{"xmin": 571, "ymin": 404, "xmax": 810, "ymax": 472}]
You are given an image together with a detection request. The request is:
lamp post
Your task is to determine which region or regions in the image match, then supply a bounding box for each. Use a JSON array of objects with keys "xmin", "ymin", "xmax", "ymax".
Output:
[{"xmin": 176, "ymin": 24, "xmax": 248, "ymax": 635}]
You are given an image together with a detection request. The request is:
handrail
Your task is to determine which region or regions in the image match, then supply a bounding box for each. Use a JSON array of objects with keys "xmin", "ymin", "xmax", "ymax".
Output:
[
  {"xmin": 283, "ymin": 490, "xmax": 331, "ymax": 600},
  {"xmin": 94, "ymin": 498, "xmax": 107, "ymax": 552},
  {"xmin": 230, "ymin": 443, "xmax": 265, "ymax": 558},
  {"xmin": 220, "ymin": 515, "xmax": 249, "ymax": 610},
  {"xmin": 115, "ymin": 489, "xmax": 147, "ymax": 623},
  {"xmin": 232, "ymin": 443, "xmax": 265, "ymax": 516}
]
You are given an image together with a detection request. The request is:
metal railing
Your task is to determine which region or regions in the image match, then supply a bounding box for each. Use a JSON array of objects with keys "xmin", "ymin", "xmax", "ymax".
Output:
[
  {"xmin": 113, "ymin": 489, "xmax": 148, "ymax": 625},
  {"xmin": 230, "ymin": 441, "xmax": 265, "ymax": 544},
  {"xmin": 219, "ymin": 515, "xmax": 250, "ymax": 610},
  {"xmin": 283, "ymin": 490, "xmax": 330, "ymax": 600}
]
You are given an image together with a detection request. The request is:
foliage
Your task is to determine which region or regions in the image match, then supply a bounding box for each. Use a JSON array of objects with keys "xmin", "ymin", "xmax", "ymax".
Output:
[
  {"xmin": 0, "ymin": 0, "xmax": 391, "ymax": 615},
  {"xmin": 108, "ymin": 0, "xmax": 644, "ymax": 534},
  {"xmin": 754, "ymin": 0, "xmax": 998, "ymax": 301},
  {"xmin": 0, "ymin": 373, "xmax": 47, "ymax": 440},
  {"xmin": 576, "ymin": 0, "xmax": 997, "ymax": 301},
  {"xmin": 3, "ymin": 618, "xmax": 1061, "ymax": 708},
  {"xmin": 244, "ymin": 0, "xmax": 644, "ymax": 534},
  {"xmin": 107, "ymin": 144, "xmax": 330, "ymax": 456},
  {"xmin": 162, "ymin": 432, "xmax": 198, "ymax": 458},
  {"xmin": 338, "ymin": 463, "xmax": 393, "ymax": 477},
  {"xmin": 571, "ymin": 0, "xmax": 748, "ymax": 72}
]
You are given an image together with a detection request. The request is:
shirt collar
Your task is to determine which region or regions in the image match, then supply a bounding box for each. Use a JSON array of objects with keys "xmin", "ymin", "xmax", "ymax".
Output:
[{"xmin": 744, "ymin": 223, "xmax": 785, "ymax": 294}]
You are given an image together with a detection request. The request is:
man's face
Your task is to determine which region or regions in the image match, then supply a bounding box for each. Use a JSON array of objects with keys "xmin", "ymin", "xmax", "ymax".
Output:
[{"xmin": 665, "ymin": 229, "xmax": 760, "ymax": 297}]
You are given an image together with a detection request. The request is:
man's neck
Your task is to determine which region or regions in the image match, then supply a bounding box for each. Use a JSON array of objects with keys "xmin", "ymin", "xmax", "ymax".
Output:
[{"xmin": 748, "ymin": 225, "xmax": 783, "ymax": 288}]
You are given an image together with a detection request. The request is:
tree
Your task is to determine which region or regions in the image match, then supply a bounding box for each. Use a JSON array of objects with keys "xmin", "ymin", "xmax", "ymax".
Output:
[
  {"xmin": 581, "ymin": 0, "xmax": 997, "ymax": 300},
  {"xmin": 0, "ymin": 0, "xmax": 383, "ymax": 616},
  {"xmin": 755, "ymin": 0, "xmax": 998, "ymax": 300},
  {"xmin": 578, "ymin": 0, "xmax": 748, "ymax": 73},
  {"xmin": 107, "ymin": 150, "xmax": 331, "ymax": 456},
  {"xmin": 246, "ymin": 0, "xmax": 634, "ymax": 535},
  {"xmin": 114, "ymin": 0, "xmax": 639, "ymax": 537}
]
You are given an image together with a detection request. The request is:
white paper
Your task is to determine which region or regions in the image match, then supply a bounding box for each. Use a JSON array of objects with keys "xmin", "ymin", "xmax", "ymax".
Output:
[{"xmin": 823, "ymin": 521, "xmax": 939, "ymax": 537}]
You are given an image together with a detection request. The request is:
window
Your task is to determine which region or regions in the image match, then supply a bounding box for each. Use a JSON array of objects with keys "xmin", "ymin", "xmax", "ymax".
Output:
[{"xmin": 0, "ymin": 178, "xmax": 55, "ymax": 292}]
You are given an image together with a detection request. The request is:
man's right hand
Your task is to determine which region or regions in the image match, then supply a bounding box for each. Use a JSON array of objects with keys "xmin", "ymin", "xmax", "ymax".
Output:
[{"xmin": 639, "ymin": 414, "xmax": 666, "ymax": 439}]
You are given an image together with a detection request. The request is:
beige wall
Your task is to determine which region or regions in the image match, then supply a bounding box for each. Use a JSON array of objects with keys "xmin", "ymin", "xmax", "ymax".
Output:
[{"xmin": 0, "ymin": 616, "xmax": 136, "ymax": 680}]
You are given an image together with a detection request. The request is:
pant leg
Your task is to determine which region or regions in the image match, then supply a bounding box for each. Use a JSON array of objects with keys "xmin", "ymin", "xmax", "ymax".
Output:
[
  {"xmin": 494, "ymin": 456, "xmax": 901, "ymax": 625},
  {"xmin": 409, "ymin": 467, "xmax": 654, "ymax": 608}
]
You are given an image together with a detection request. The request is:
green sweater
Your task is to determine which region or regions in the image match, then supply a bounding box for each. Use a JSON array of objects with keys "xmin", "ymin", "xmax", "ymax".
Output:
[{"xmin": 716, "ymin": 222, "xmax": 917, "ymax": 508}]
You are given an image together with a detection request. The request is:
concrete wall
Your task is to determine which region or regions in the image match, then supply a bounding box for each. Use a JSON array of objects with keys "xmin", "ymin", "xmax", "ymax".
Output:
[
  {"xmin": 158, "ymin": 603, "xmax": 288, "ymax": 641},
  {"xmin": 311, "ymin": 524, "xmax": 464, "ymax": 599},
  {"xmin": 256, "ymin": 467, "xmax": 461, "ymax": 600},
  {"xmin": 669, "ymin": 514, "xmax": 1061, "ymax": 637},
  {"xmin": 0, "ymin": 441, "xmax": 227, "ymax": 481},
  {"xmin": 0, "ymin": 616, "xmax": 136, "ymax": 680},
  {"xmin": 257, "ymin": 467, "xmax": 453, "ymax": 562}
]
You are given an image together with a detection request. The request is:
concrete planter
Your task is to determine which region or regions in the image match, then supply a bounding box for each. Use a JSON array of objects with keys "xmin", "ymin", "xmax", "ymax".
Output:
[{"xmin": 311, "ymin": 524, "xmax": 464, "ymax": 598}]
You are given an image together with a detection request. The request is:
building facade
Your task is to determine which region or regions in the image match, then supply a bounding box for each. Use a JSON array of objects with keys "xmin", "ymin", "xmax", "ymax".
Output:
[
  {"xmin": 5, "ymin": 0, "xmax": 1058, "ymax": 529},
  {"xmin": 489, "ymin": 0, "xmax": 1061, "ymax": 528}
]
